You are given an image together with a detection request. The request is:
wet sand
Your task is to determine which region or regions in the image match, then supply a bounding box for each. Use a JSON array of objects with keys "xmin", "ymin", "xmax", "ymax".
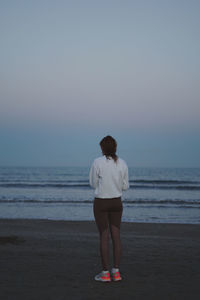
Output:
[{"xmin": 0, "ymin": 218, "xmax": 200, "ymax": 300}]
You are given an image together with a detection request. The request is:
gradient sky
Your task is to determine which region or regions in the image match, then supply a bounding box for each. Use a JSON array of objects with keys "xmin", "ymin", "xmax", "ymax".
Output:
[{"xmin": 1, "ymin": 0, "xmax": 200, "ymax": 167}]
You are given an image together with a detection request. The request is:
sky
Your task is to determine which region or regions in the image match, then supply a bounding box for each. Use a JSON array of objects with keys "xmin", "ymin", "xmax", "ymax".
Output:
[{"xmin": 0, "ymin": 0, "xmax": 200, "ymax": 167}]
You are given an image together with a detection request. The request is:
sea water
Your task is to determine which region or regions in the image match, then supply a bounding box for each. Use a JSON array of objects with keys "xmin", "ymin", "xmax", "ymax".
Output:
[{"xmin": 0, "ymin": 166, "xmax": 200, "ymax": 223}]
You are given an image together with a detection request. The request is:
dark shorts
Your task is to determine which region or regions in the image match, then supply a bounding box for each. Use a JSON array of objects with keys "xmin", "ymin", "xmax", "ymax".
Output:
[{"xmin": 93, "ymin": 197, "xmax": 123, "ymax": 232}]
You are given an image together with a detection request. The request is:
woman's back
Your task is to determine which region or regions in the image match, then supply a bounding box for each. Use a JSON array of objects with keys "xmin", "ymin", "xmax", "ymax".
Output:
[{"xmin": 89, "ymin": 155, "xmax": 129, "ymax": 199}]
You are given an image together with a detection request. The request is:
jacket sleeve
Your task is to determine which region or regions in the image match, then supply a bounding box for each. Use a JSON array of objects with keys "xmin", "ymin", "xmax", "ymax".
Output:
[
  {"xmin": 122, "ymin": 164, "xmax": 129, "ymax": 191},
  {"xmin": 89, "ymin": 162, "xmax": 99, "ymax": 189}
]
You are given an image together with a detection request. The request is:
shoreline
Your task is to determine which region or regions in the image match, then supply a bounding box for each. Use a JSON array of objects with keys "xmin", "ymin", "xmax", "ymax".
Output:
[
  {"xmin": 1, "ymin": 216, "xmax": 200, "ymax": 224},
  {"xmin": 1, "ymin": 200, "xmax": 199, "ymax": 224},
  {"xmin": 0, "ymin": 218, "xmax": 200, "ymax": 299},
  {"xmin": 0, "ymin": 216, "xmax": 200, "ymax": 225}
]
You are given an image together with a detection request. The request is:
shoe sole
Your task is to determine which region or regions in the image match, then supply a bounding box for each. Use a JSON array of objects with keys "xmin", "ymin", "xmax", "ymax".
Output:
[
  {"xmin": 95, "ymin": 279, "xmax": 111, "ymax": 282},
  {"xmin": 112, "ymin": 276, "xmax": 122, "ymax": 282},
  {"xmin": 112, "ymin": 279, "xmax": 122, "ymax": 282}
]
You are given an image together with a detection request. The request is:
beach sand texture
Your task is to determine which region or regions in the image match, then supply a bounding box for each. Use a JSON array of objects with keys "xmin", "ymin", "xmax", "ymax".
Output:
[{"xmin": 0, "ymin": 219, "xmax": 200, "ymax": 300}]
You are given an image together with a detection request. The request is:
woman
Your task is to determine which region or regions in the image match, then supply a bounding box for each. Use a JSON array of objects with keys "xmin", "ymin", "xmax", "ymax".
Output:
[{"xmin": 89, "ymin": 135, "xmax": 129, "ymax": 282}]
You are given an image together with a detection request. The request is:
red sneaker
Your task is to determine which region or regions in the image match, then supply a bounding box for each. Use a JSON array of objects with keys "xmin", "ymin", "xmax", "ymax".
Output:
[
  {"xmin": 112, "ymin": 270, "xmax": 122, "ymax": 281},
  {"xmin": 94, "ymin": 271, "xmax": 111, "ymax": 282}
]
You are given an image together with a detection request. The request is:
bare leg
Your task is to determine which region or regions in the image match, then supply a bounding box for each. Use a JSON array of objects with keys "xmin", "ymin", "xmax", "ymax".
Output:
[
  {"xmin": 93, "ymin": 198, "xmax": 110, "ymax": 270},
  {"xmin": 110, "ymin": 224, "xmax": 122, "ymax": 267},
  {"xmin": 99, "ymin": 228, "xmax": 109, "ymax": 270}
]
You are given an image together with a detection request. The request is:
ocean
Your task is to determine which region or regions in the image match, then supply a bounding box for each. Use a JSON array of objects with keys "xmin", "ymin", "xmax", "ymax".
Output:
[{"xmin": 0, "ymin": 166, "xmax": 200, "ymax": 224}]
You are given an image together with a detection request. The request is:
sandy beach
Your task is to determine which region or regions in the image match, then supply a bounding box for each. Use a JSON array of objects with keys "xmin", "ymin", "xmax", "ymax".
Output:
[{"xmin": 0, "ymin": 219, "xmax": 200, "ymax": 300}]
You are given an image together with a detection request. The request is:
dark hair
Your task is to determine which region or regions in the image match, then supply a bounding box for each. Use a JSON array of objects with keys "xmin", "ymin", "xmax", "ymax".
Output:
[{"xmin": 100, "ymin": 135, "xmax": 118, "ymax": 162}]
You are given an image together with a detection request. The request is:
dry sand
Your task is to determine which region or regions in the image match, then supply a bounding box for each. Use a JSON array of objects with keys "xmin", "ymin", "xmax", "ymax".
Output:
[{"xmin": 0, "ymin": 218, "xmax": 200, "ymax": 300}]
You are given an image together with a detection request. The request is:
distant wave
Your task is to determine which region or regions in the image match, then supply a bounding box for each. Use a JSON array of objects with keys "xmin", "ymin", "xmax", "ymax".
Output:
[
  {"xmin": 0, "ymin": 183, "xmax": 90, "ymax": 188},
  {"xmin": 129, "ymin": 185, "xmax": 200, "ymax": 190},
  {"xmin": 0, "ymin": 199, "xmax": 92, "ymax": 204},
  {"xmin": 130, "ymin": 179, "xmax": 199, "ymax": 184},
  {"xmin": 1, "ymin": 181, "xmax": 200, "ymax": 190},
  {"xmin": 124, "ymin": 199, "xmax": 200, "ymax": 205},
  {"xmin": 1, "ymin": 179, "xmax": 198, "ymax": 184},
  {"xmin": 0, "ymin": 198, "xmax": 200, "ymax": 206},
  {"xmin": 0, "ymin": 179, "xmax": 89, "ymax": 183}
]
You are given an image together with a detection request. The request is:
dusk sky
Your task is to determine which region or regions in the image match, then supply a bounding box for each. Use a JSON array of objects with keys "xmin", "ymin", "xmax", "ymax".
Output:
[{"xmin": 1, "ymin": 0, "xmax": 200, "ymax": 167}]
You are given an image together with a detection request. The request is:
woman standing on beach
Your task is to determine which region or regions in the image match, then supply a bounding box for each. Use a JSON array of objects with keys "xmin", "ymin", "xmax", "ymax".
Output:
[{"xmin": 89, "ymin": 135, "xmax": 129, "ymax": 282}]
